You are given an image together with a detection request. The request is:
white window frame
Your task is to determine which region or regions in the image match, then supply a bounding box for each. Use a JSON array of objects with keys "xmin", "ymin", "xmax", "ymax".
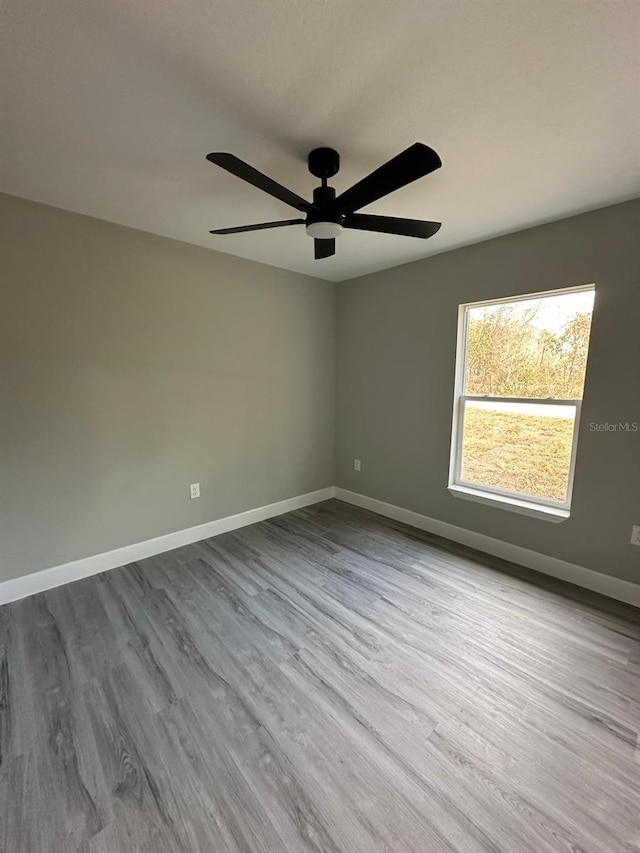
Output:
[{"xmin": 448, "ymin": 284, "xmax": 595, "ymax": 522}]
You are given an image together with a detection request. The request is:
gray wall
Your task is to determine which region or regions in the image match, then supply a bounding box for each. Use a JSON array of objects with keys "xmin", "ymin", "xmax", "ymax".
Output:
[
  {"xmin": 336, "ymin": 199, "xmax": 640, "ymax": 585},
  {"xmin": 3, "ymin": 193, "xmax": 639, "ymax": 588},
  {"xmin": 0, "ymin": 193, "xmax": 335, "ymax": 582}
]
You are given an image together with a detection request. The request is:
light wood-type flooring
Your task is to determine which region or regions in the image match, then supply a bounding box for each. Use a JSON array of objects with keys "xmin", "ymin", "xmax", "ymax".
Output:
[{"xmin": 1, "ymin": 499, "xmax": 639, "ymax": 852}]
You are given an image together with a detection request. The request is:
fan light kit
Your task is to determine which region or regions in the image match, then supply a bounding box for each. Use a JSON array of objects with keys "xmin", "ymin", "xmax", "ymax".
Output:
[
  {"xmin": 305, "ymin": 221, "xmax": 343, "ymax": 240},
  {"xmin": 206, "ymin": 143, "xmax": 442, "ymax": 260}
]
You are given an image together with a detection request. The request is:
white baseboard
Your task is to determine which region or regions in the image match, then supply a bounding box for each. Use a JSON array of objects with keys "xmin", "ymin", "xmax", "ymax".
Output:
[
  {"xmin": 3, "ymin": 485, "xmax": 638, "ymax": 609},
  {"xmin": 0, "ymin": 487, "xmax": 336, "ymax": 605},
  {"xmin": 334, "ymin": 488, "xmax": 640, "ymax": 608}
]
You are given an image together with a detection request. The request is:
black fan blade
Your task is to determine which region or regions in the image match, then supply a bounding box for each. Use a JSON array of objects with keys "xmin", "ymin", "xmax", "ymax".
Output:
[
  {"xmin": 207, "ymin": 153, "xmax": 311, "ymax": 212},
  {"xmin": 335, "ymin": 143, "xmax": 441, "ymax": 214},
  {"xmin": 210, "ymin": 219, "xmax": 304, "ymax": 235},
  {"xmin": 344, "ymin": 213, "xmax": 441, "ymax": 239},
  {"xmin": 314, "ymin": 239, "xmax": 335, "ymax": 259}
]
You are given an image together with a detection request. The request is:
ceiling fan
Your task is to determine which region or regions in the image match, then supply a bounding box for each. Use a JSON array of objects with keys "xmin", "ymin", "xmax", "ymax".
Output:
[{"xmin": 206, "ymin": 143, "xmax": 442, "ymax": 259}]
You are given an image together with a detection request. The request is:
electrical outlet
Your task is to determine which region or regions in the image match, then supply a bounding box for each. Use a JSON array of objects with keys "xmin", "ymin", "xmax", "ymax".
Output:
[
  {"xmin": 190, "ymin": 482, "xmax": 200, "ymax": 500},
  {"xmin": 631, "ymin": 525, "xmax": 640, "ymax": 546},
  {"xmin": 354, "ymin": 459, "xmax": 361, "ymax": 472}
]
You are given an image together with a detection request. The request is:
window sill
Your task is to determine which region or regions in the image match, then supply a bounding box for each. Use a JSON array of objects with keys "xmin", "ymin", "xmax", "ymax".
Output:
[{"xmin": 447, "ymin": 484, "xmax": 570, "ymax": 523}]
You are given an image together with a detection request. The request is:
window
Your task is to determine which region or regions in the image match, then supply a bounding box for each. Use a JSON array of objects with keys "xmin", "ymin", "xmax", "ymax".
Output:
[{"xmin": 448, "ymin": 285, "xmax": 595, "ymax": 521}]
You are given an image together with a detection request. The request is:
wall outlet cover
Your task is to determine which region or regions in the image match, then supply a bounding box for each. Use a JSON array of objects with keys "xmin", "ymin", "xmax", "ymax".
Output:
[
  {"xmin": 631, "ymin": 525, "xmax": 640, "ymax": 546},
  {"xmin": 354, "ymin": 459, "xmax": 361, "ymax": 472},
  {"xmin": 190, "ymin": 483, "xmax": 200, "ymax": 499}
]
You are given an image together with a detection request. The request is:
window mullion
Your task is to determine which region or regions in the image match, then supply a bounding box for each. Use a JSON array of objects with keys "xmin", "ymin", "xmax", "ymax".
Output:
[{"xmin": 461, "ymin": 395, "xmax": 581, "ymax": 406}]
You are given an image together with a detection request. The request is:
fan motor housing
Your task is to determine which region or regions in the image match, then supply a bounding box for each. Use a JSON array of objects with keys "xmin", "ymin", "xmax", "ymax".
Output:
[{"xmin": 307, "ymin": 185, "xmax": 343, "ymax": 227}]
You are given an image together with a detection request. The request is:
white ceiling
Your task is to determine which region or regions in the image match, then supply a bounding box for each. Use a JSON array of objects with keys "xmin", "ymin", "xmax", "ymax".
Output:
[{"xmin": 2, "ymin": 0, "xmax": 639, "ymax": 282}]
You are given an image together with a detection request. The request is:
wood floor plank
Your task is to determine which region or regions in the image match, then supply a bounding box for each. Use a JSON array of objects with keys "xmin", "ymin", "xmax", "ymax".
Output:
[
  {"xmin": 1, "ymin": 499, "xmax": 638, "ymax": 852},
  {"xmin": 0, "ymin": 750, "xmax": 38, "ymax": 853}
]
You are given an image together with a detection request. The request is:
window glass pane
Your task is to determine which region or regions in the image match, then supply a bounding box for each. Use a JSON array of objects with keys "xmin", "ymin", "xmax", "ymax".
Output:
[
  {"xmin": 464, "ymin": 289, "xmax": 594, "ymax": 398},
  {"xmin": 459, "ymin": 400, "xmax": 577, "ymax": 503}
]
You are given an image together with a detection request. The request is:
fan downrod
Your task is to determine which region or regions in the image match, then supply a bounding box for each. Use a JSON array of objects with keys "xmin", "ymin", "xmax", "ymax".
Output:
[{"xmin": 308, "ymin": 148, "xmax": 340, "ymax": 180}]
